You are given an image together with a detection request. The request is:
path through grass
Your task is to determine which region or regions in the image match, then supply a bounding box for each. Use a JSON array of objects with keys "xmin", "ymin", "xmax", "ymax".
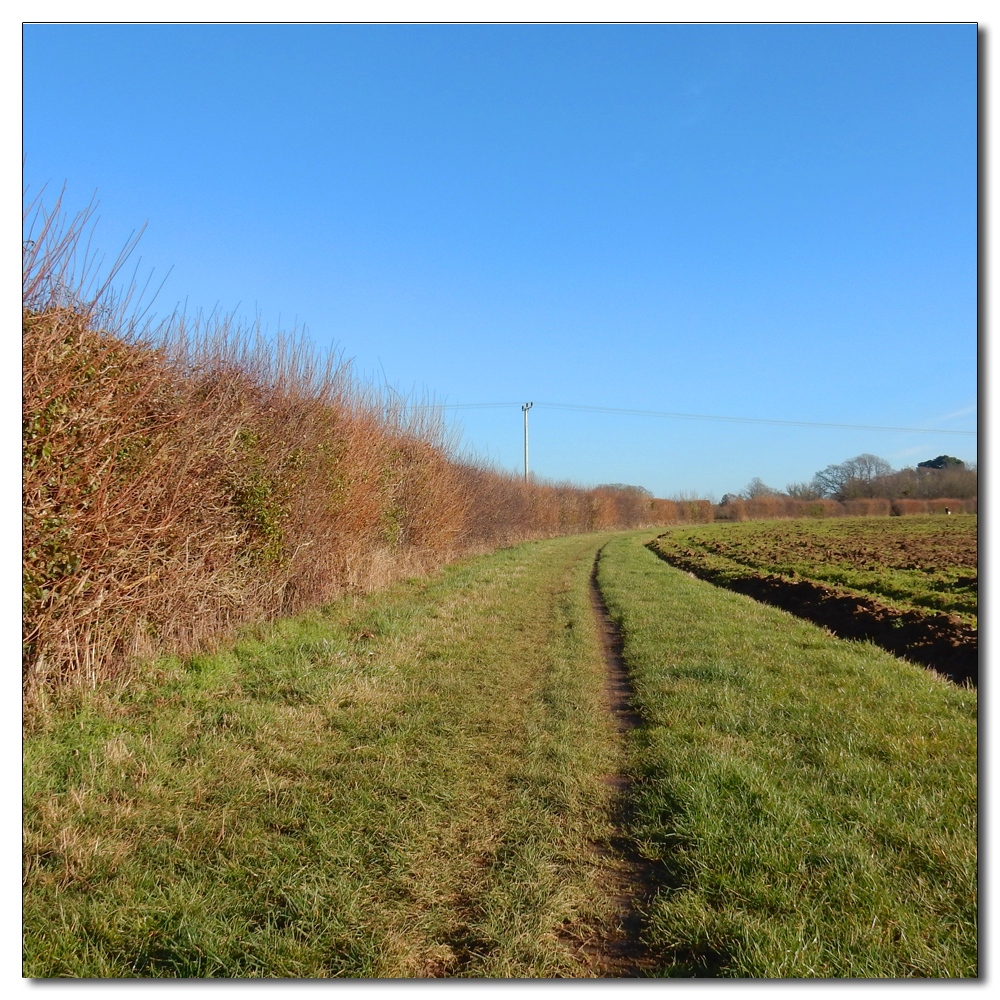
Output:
[
  {"xmin": 24, "ymin": 530, "xmax": 978, "ymax": 978},
  {"xmin": 23, "ymin": 533, "xmax": 626, "ymax": 978}
]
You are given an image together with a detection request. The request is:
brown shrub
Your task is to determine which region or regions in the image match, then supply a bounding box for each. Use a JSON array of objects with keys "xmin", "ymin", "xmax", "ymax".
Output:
[
  {"xmin": 715, "ymin": 498, "xmax": 846, "ymax": 521},
  {"xmin": 650, "ymin": 499, "xmax": 678, "ymax": 523},
  {"xmin": 743, "ymin": 496, "xmax": 787, "ymax": 521},
  {"xmin": 842, "ymin": 498, "xmax": 892, "ymax": 517},
  {"xmin": 673, "ymin": 499, "xmax": 714, "ymax": 523},
  {"xmin": 891, "ymin": 498, "xmax": 976, "ymax": 516},
  {"xmin": 22, "ymin": 199, "xmax": 683, "ymax": 699}
]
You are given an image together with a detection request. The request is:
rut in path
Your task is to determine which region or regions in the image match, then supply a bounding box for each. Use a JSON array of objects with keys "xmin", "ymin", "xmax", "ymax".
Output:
[{"xmin": 577, "ymin": 545, "xmax": 666, "ymax": 978}]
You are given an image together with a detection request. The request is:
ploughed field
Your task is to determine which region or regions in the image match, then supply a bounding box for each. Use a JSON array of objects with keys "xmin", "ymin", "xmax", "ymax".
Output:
[{"xmin": 648, "ymin": 516, "xmax": 977, "ymax": 686}]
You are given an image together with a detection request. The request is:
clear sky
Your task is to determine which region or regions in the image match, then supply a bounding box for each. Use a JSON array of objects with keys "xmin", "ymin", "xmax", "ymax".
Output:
[{"xmin": 22, "ymin": 22, "xmax": 978, "ymax": 500}]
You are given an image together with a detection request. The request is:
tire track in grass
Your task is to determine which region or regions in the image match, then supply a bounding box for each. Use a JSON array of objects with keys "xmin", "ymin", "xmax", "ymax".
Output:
[
  {"xmin": 596, "ymin": 534, "xmax": 977, "ymax": 978},
  {"xmin": 24, "ymin": 533, "xmax": 683, "ymax": 978},
  {"xmin": 580, "ymin": 545, "xmax": 668, "ymax": 978},
  {"xmin": 24, "ymin": 535, "xmax": 629, "ymax": 978}
]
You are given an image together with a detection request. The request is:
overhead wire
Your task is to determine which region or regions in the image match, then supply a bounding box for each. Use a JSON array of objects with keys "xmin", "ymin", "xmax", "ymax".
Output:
[{"xmin": 407, "ymin": 400, "xmax": 976, "ymax": 435}]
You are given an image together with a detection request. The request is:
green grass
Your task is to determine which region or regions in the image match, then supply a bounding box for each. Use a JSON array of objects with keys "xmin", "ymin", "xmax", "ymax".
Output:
[
  {"xmin": 24, "ymin": 528, "xmax": 978, "ymax": 978},
  {"xmin": 650, "ymin": 515, "xmax": 978, "ymax": 624},
  {"xmin": 597, "ymin": 534, "xmax": 978, "ymax": 978},
  {"xmin": 23, "ymin": 533, "xmax": 626, "ymax": 978}
]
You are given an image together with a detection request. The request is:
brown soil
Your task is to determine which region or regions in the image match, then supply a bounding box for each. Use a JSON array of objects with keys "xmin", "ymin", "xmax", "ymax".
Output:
[{"xmin": 647, "ymin": 547, "xmax": 977, "ymax": 687}]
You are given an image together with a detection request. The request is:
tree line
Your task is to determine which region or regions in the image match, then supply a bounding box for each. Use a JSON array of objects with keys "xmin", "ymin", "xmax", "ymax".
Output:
[{"xmin": 722, "ymin": 453, "xmax": 977, "ymax": 506}]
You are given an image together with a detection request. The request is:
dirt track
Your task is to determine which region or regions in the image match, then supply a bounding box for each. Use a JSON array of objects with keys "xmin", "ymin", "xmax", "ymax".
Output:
[{"xmin": 574, "ymin": 547, "xmax": 664, "ymax": 978}]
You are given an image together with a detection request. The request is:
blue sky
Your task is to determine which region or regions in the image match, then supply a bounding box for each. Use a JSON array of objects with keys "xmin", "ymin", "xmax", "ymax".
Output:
[{"xmin": 22, "ymin": 23, "xmax": 978, "ymax": 500}]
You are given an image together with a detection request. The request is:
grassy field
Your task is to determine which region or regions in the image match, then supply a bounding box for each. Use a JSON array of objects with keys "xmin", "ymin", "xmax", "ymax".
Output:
[
  {"xmin": 647, "ymin": 515, "xmax": 977, "ymax": 625},
  {"xmin": 23, "ymin": 533, "xmax": 626, "ymax": 978},
  {"xmin": 24, "ymin": 530, "xmax": 978, "ymax": 978},
  {"xmin": 599, "ymin": 534, "xmax": 978, "ymax": 978}
]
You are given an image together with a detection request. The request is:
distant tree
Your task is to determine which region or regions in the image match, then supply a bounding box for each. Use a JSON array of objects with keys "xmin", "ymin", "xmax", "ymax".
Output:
[
  {"xmin": 806, "ymin": 452, "xmax": 975, "ymax": 503},
  {"xmin": 595, "ymin": 483, "xmax": 653, "ymax": 496},
  {"xmin": 850, "ymin": 453, "xmax": 894, "ymax": 490},
  {"xmin": 811, "ymin": 464, "xmax": 849, "ymax": 500},
  {"xmin": 741, "ymin": 477, "xmax": 781, "ymax": 500},
  {"xmin": 922, "ymin": 464, "xmax": 977, "ymax": 499},
  {"xmin": 812, "ymin": 454, "xmax": 894, "ymax": 500},
  {"xmin": 719, "ymin": 493, "xmax": 740, "ymax": 506},
  {"xmin": 785, "ymin": 481, "xmax": 821, "ymax": 500}
]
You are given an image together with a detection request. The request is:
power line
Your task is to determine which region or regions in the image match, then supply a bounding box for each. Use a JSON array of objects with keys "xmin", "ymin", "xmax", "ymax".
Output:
[
  {"xmin": 409, "ymin": 400, "xmax": 977, "ymax": 436},
  {"xmin": 417, "ymin": 402, "xmax": 524, "ymax": 409}
]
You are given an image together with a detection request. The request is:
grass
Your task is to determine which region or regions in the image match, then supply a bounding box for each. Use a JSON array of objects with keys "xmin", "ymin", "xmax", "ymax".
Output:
[
  {"xmin": 24, "ymin": 528, "xmax": 978, "ymax": 978},
  {"xmin": 597, "ymin": 533, "xmax": 978, "ymax": 978},
  {"xmin": 23, "ymin": 532, "xmax": 627, "ymax": 978},
  {"xmin": 649, "ymin": 515, "xmax": 978, "ymax": 625}
]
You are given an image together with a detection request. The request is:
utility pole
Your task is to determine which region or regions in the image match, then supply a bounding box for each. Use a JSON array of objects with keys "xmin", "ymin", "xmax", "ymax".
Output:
[{"xmin": 522, "ymin": 402, "xmax": 533, "ymax": 482}]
